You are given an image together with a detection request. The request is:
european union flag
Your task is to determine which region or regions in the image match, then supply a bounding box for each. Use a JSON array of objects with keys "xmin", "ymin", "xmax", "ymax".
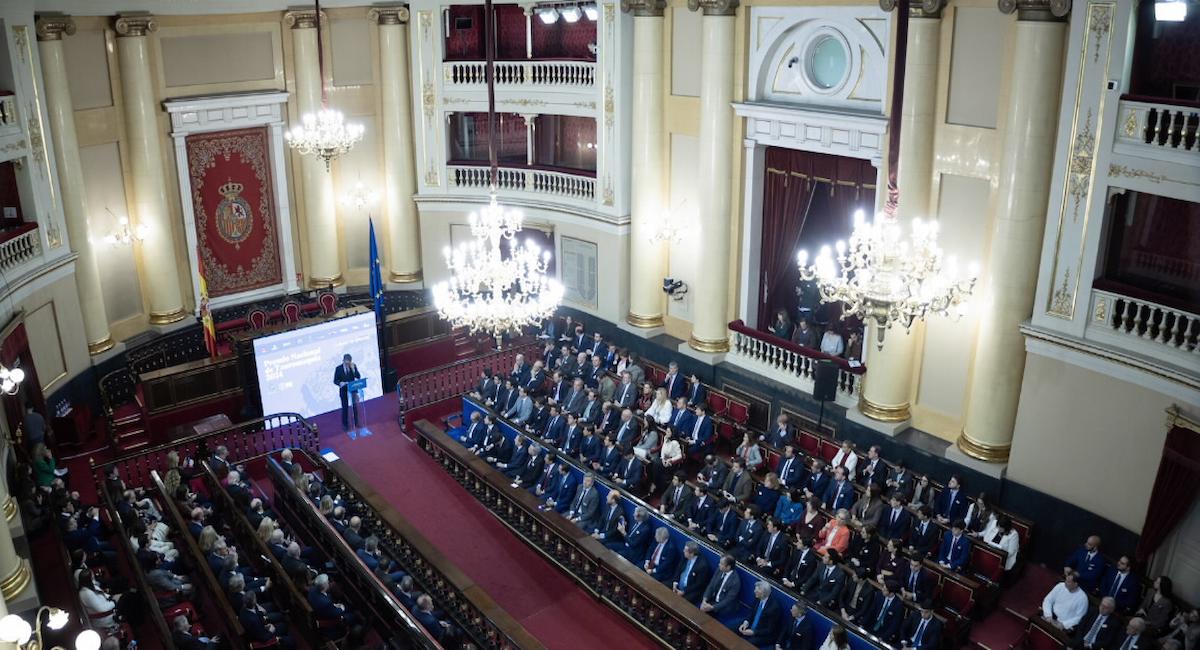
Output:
[{"xmin": 368, "ymin": 217, "xmax": 384, "ymax": 321}]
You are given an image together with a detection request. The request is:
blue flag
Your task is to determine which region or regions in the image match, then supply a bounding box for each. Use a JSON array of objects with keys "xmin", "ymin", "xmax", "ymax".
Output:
[{"xmin": 368, "ymin": 217, "xmax": 384, "ymax": 320}]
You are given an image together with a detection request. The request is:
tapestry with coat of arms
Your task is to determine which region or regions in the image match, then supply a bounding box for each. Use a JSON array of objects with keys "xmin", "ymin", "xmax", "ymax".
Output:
[{"xmin": 186, "ymin": 127, "xmax": 282, "ymax": 297}]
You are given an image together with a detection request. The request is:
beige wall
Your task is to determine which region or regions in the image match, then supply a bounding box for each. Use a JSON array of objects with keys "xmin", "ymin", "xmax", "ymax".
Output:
[
  {"xmin": 1, "ymin": 271, "xmax": 92, "ymax": 392},
  {"xmin": 1008, "ymin": 352, "xmax": 1184, "ymax": 533}
]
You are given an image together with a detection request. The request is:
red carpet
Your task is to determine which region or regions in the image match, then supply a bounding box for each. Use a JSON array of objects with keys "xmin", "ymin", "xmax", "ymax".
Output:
[{"xmin": 312, "ymin": 397, "xmax": 656, "ymax": 649}]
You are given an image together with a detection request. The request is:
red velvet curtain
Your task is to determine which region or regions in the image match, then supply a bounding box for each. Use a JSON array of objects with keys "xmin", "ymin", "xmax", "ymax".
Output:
[
  {"xmin": 1136, "ymin": 425, "xmax": 1200, "ymax": 561},
  {"xmin": 756, "ymin": 147, "xmax": 877, "ymax": 330}
]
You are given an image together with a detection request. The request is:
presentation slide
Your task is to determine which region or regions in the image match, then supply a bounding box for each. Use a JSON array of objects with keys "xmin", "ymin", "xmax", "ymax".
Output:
[{"xmin": 253, "ymin": 311, "xmax": 383, "ymax": 419}]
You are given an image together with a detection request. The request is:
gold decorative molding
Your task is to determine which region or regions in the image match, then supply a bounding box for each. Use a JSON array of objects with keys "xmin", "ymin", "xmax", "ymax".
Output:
[
  {"xmin": 113, "ymin": 13, "xmax": 158, "ymax": 37},
  {"xmin": 1167, "ymin": 405, "xmax": 1200, "ymax": 435},
  {"xmin": 0, "ymin": 560, "xmax": 30, "ymax": 601},
  {"xmin": 35, "ymin": 14, "xmax": 76, "ymax": 41},
  {"xmin": 367, "ymin": 6, "xmax": 410, "ymax": 25},
  {"xmin": 389, "ymin": 270, "xmax": 423, "ymax": 283},
  {"xmin": 1087, "ymin": 3, "xmax": 1113, "ymax": 61},
  {"xmin": 858, "ymin": 397, "xmax": 910, "ymax": 423},
  {"xmin": 148, "ymin": 308, "xmax": 187, "ymax": 325},
  {"xmin": 956, "ymin": 431, "xmax": 1011, "ymax": 463},
  {"xmin": 1109, "ymin": 163, "xmax": 1200, "ymax": 189},
  {"xmin": 626, "ymin": 312, "xmax": 664, "ymax": 328},
  {"xmin": 2, "ymin": 496, "xmax": 15, "ymax": 522},
  {"xmin": 880, "ymin": 0, "xmax": 947, "ymax": 18},
  {"xmin": 307, "ymin": 274, "xmax": 344, "ymax": 289},
  {"xmin": 687, "ymin": 0, "xmax": 739, "ymax": 16},
  {"xmin": 283, "ymin": 9, "xmax": 325, "ymax": 30},
  {"xmin": 688, "ymin": 333, "xmax": 730, "ymax": 353},
  {"xmin": 1092, "ymin": 294, "xmax": 1108, "ymax": 322},
  {"xmin": 604, "ymin": 86, "xmax": 615, "ymax": 128},
  {"xmin": 421, "ymin": 82, "xmax": 435, "ymax": 120},
  {"xmin": 88, "ymin": 336, "xmax": 116, "ymax": 355},
  {"xmin": 1048, "ymin": 269, "xmax": 1073, "ymax": 318},
  {"xmin": 997, "ymin": 0, "xmax": 1070, "ymax": 19},
  {"xmin": 1122, "ymin": 110, "xmax": 1137, "ymax": 138},
  {"xmin": 1066, "ymin": 110, "xmax": 1096, "ymax": 221},
  {"xmin": 621, "ymin": 0, "xmax": 667, "ymax": 16}
]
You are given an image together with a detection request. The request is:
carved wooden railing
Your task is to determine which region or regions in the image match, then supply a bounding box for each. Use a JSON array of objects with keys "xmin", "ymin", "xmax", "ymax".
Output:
[
  {"xmin": 1116, "ymin": 96, "xmax": 1200, "ymax": 158},
  {"xmin": 398, "ymin": 340, "xmax": 541, "ymax": 410},
  {"xmin": 726, "ymin": 320, "xmax": 864, "ymax": 404},
  {"xmin": 91, "ymin": 412, "xmax": 319, "ymax": 491},
  {"xmin": 0, "ymin": 225, "xmax": 41, "ymax": 273},
  {"xmin": 1086, "ymin": 288, "xmax": 1200, "ymax": 373},
  {"xmin": 448, "ymin": 164, "xmax": 597, "ymax": 203},
  {"xmin": 310, "ymin": 452, "xmax": 545, "ymax": 649},
  {"xmin": 444, "ymin": 60, "xmax": 596, "ymax": 89},
  {"xmin": 266, "ymin": 457, "xmax": 446, "ymax": 649}
]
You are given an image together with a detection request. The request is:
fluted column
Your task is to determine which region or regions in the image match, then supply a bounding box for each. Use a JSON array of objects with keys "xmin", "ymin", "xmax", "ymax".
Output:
[
  {"xmin": 285, "ymin": 10, "xmax": 342, "ymax": 287},
  {"xmin": 0, "ymin": 451, "xmax": 27, "ymax": 606},
  {"xmin": 114, "ymin": 14, "xmax": 185, "ymax": 324},
  {"xmin": 370, "ymin": 6, "xmax": 421, "ymax": 283},
  {"xmin": 686, "ymin": 0, "xmax": 737, "ymax": 352},
  {"xmin": 623, "ymin": 0, "xmax": 668, "ymax": 329},
  {"xmin": 37, "ymin": 16, "xmax": 115, "ymax": 354},
  {"xmin": 959, "ymin": 1, "xmax": 1067, "ymax": 462},
  {"xmin": 858, "ymin": 0, "xmax": 945, "ymax": 423}
]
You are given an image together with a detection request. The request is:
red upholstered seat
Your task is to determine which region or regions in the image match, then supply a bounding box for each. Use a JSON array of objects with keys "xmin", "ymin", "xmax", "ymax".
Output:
[
  {"xmin": 251, "ymin": 639, "xmax": 280, "ymax": 649},
  {"xmin": 707, "ymin": 392, "xmax": 728, "ymax": 418},
  {"xmin": 937, "ymin": 578, "xmax": 976, "ymax": 618},
  {"xmin": 818, "ymin": 439, "xmax": 839, "ymax": 462},
  {"xmin": 318, "ymin": 291, "xmax": 337, "ymax": 315},
  {"xmin": 970, "ymin": 543, "xmax": 1006, "ymax": 583},
  {"xmin": 798, "ymin": 430, "xmax": 820, "ymax": 456},
  {"xmin": 1015, "ymin": 620, "xmax": 1068, "ymax": 650},
  {"xmin": 727, "ymin": 400, "xmax": 750, "ymax": 426},
  {"xmin": 248, "ymin": 309, "xmax": 268, "ymax": 330},
  {"xmin": 765, "ymin": 450, "xmax": 782, "ymax": 473},
  {"xmin": 162, "ymin": 601, "xmax": 199, "ymax": 622},
  {"xmin": 282, "ymin": 301, "xmax": 302, "ymax": 323},
  {"xmin": 717, "ymin": 420, "xmax": 738, "ymax": 444}
]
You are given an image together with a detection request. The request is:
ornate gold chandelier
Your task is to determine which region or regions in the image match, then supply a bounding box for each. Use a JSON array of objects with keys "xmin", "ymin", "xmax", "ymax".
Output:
[
  {"xmin": 433, "ymin": 0, "xmax": 562, "ymax": 345},
  {"xmin": 798, "ymin": 210, "xmax": 976, "ymax": 347}
]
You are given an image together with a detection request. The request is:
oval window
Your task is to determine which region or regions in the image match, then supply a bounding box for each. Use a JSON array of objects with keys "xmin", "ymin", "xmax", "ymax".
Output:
[{"xmin": 806, "ymin": 35, "xmax": 849, "ymax": 91}]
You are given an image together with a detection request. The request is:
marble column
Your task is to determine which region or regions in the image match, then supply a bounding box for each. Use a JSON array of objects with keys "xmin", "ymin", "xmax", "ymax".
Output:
[
  {"xmin": 36, "ymin": 16, "xmax": 114, "ymax": 354},
  {"xmin": 370, "ymin": 6, "xmax": 422, "ymax": 284},
  {"xmin": 285, "ymin": 10, "xmax": 342, "ymax": 287},
  {"xmin": 623, "ymin": 0, "xmax": 668, "ymax": 329},
  {"xmin": 0, "ymin": 453, "xmax": 27, "ymax": 606},
  {"xmin": 686, "ymin": 0, "xmax": 737, "ymax": 352},
  {"xmin": 114, "ymin": 14, "xmax": 186, "ymax": 324},
  {"xmin": 959, "ymin": 1, "xmax": 1067, "ymax": 462},
  {"xmin": 858, "ymin": 0, "xmax": 945, "ymax": 423}
]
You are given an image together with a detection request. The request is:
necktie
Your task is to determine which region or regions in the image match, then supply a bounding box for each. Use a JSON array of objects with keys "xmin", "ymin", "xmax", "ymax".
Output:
[
  {"xmin": 839, "ymin": 454, "xmax": 847, "ymax": 469},
  {"xmin": 914, "ymin": 620, "xmax": 927, "ymax": 645},
  {"xmin": 752, "ymin": 599, "xmax": 766, "ymax": 629},
  {"xmin": 892, "ymin": 509, "xmax": 900, "ymax": 525},
  {"xmin": 718, "ymin": 572, "xmax": 730, "ymax": 597},
  {"xmin": 1110, "ymin": 573, "xmax": 1124, "ymax": 597},
  {"xmin": 876, "ymin": 597, "xmax": 892, "ymax": 627},
  {"xmin": 909, "ymin": 571, "xmax": 918, "ymax": 591},
  {"xmin": 674, "ymin": 486, "xmax": 683, "ymax": 507},
  {"xmin": 951, "ymin": 536, "xmax": 960, "ymax": 563},
  {"xmin": 782, "ymin": 458, "xmax": 793, "ymax": 479},
  {"xmin": 1120, "ymin": 636, "xmax": 1134, "ymax": 650},
  {"xmin": 1085, "ymin": 615, "xmax": 1106, "ymax": 646},
  {"xmin": 622, "ymin": 385, "xmax": 630, "ymax": 402},
  {"xmin": 766, "ymin": 533, "xmax": 777, "ymax": 556},
  {"xmin": 680, "ymin": 558, "xmax": 694, "ymax": 588},
  {"xmin": 651, "ymin": 543, "xmax": 663, "ymax": 567},
  {"xmin": 573, "ymin": 487, "xmax": 588, "ymax": 512}
]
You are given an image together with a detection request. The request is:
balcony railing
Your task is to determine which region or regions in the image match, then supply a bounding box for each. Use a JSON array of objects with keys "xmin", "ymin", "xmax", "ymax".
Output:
[
  {"xmin": 443, "ymin": 60, "xmax": 596, "ymax": 90},
  {"xmin": 0, "ymin": 224, "xmax": 41, "ymax": 273},
  {"xmin": 1116, "ymin": 96, "xmax": 1200, "ymax": 162},
  {"xmin": 1087, "ymin": 289, "xmax": 1200, "ymax": 372},
  {"xmin": 448, "ymin": 164, "xmax": 597, "ymax": 204},
  {"xmin": 725, "ymin": 320, "xmax": 864, "ymax": 407}
]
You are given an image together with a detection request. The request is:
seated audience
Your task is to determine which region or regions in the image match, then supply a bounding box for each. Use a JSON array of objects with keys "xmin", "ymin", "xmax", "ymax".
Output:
[
  {"xmin": 1065, "ymin": 535, "xmax": 1108, "ymax": 593},
  {"xmin": 1138, "ymin": 576, "xmax": 1177, "ymax": 636},
  {"xmin": 1043, "ymin": 571, "xmax": 1090, "ymax": 632}
]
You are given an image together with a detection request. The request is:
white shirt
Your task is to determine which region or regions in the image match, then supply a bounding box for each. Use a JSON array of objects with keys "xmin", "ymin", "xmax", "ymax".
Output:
[
  {"xmin": 647, "ymin": 399, "xmax": 673, "ymax": 424},
  {"xmin": 831, "ymin": 448, "xmax": 858, "ymax": 479},
  {"xmin": 80, "ymin": 587, "xmax": 117, "ymax": 629},
  {"xmin": 981, "ymin": 520, "xmax": 1020, "ymax": 570},
  {"xmin": 658, "ymin": 439, "xmax": 683, "ymax": 466},
  {"xmin": 820, "ymin": 331, "xmax": 845, "ymax": 356},
  {"xmin": 1043, "ymin": 582, "xmax": 1089, "ymax": 629}
]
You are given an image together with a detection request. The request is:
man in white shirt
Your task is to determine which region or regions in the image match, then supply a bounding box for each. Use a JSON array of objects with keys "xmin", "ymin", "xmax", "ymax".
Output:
[{"xmin": 1043, "ymin": 572, "xmax": 1090, "ymax": 631}]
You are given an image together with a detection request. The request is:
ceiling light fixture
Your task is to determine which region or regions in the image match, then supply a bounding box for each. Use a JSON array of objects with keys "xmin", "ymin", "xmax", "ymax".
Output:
[
  {"xmin": 537, "ymin": 7, "xmax": 559, "ymax": 24},
  {"xmin": 583, "ymin": 3, "xmax": 599, "ymax": 20},
  {"xmin": 559, "ymin": 5, "xmax": 583, "ymax": 22},
  {"xmin": 1155, "ymin": 0, "xmax": 1187, "ymax": 21}
]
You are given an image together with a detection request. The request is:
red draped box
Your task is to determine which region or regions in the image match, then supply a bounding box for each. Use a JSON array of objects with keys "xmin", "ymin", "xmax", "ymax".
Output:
[{"xmin": 186, "ymin": 127, "xmax": 283, "ymax": 297}]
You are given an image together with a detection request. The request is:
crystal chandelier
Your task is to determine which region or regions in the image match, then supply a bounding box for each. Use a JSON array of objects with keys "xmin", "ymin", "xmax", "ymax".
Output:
[
  {"xmin": 798, "ymin": 210, "xmax": 976, "ymax": 347},
  {"xmin": 0, "ymin": 363, "xmax": 25, "ymax": 395},
  {"xmin": 284, "ymin": 0, "xmax": 363, "ymax": 170},
  {"xmin": 433, "ymin": 0, "xmax": 562, "ymax": 346},
  {"xmin": 102, "ymin": 208, "xmax": 148, "ymax": 246}
]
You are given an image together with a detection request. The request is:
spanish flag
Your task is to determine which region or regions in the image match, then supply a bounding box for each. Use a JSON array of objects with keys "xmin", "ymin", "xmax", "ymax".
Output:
[{"xmin": 198, "ymin": 259, "xmax": 217, "ymax": 358}]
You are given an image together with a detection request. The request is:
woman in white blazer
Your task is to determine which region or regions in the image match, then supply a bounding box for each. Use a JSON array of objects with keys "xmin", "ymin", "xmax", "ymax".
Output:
[
  {"xmin": 646, "ymin": 387, "xmax": 673, "ymax": 424},
  {"xmin": 981, "ymin": 514, "xmax": 1020, "ymax": 571}
]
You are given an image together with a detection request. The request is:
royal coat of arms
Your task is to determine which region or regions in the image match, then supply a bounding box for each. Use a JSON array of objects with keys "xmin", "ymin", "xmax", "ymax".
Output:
[{"xmin": 215, "ymin": 179, "xmax": 253, "ymax": 248}]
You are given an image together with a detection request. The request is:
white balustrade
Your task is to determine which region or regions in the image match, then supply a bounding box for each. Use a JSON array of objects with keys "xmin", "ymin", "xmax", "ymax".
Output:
[
  {"xmin": 1087, "ymin": 290, "xmax": 1200, "ymax": 371},
  {"xmin": 726, "ymin": 327, "xmax": 862, "ymax": 408},
  {"xmin": 443, "ymin": 60, "xmax": 595, "ymax": 90},
  {"xmin": 447, "ymin": 164, "xmax": 596, "ymax": 203},
  {"xmin": 529, "ymin": 169, "xmax": 595, "ymax": 200},
  {"xmin": 0, "ymin": 227, "xmax": 42, "ymax": 273},
  {"xmin": 1115, "ymin": 98, "xmax": 1200, "ymax": 163}
]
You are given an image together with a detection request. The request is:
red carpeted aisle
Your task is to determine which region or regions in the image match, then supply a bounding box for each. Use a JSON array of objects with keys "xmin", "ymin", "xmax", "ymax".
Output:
[{"xmin": 313, "ymin": 398, "xmax": 656, "ymax": 649}]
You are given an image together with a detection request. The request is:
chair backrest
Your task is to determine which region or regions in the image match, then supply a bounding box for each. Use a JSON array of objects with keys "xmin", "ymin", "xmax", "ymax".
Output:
[
  {"xmin": 818, "ymin": 439, "xmax": 840, "ymax": 462},
  {"xmin": 318, "ymin": 291, "xmax": 337, "ymax": 315},
  {"xmin": 717, "ymin": 420, "xmax": 737, "ymax": 442},
  {"xmin": 798, "ymin": 430, "xmax": 821, "ymax": 456},
  {"xmin": 970, "ymin": 543, "xmax": 1006, "ymax": 583},
  {"xmin": 707, "ymin": 392, "xmax": 729, "ymax": 417},
  {"xmin": 248, "ymin": 309, "xmax": 268, "ymax": 330},
  {"xmin": 727, "ymin": 400, "xmax": 750, "ymax": 425},
  {"xmin": 282, "ymin": 301, "xmax": 302, "ymax": 323},
  {"xmin": 1025, "ymin": 620, "xmax": 1067, "ymax": 650},
  {"xmin": 937, "ymin": 577, "xmax": 975, "ymax": 618}
]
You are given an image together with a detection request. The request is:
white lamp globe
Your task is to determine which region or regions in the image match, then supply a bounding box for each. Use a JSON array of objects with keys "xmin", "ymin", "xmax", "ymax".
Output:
[
  {"xmin": 0, "ymin": 614, "xmax": 32, "ymax": 644},
  {"xmin": 75, "ymin": 629, "xmax": 103, "ymax": 650}
]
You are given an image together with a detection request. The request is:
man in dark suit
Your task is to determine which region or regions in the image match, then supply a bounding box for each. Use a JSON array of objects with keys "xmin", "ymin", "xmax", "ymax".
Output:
[
  {"xmin": 579, "ymin": 391, "xmax": 602, "ymax": 426},
  {"xmin": 667, "ymin": 397, "xmax": 695, "ymax": 432},
  {"xmin": 460, "ymin": 411, "xmax": 486, "ymax": 448},
  {"xmin": 880, "ymin": 494, "xmax": 914, "ymax": 541},
  {"xmin": 1070, "ymin": 597, "xmax": 1122, "ymax": 650},
  {"xmin": 563, "ymin": 378, "xmax": 587, "ymax": 415},
  {"xmin": 700, "ymin": 554, "xmax": 741, "ymax": 619},
  {"xmin": 777, "ymin": 602, "xmax": 817, "ymax": 650},
  {"xmin": 333, "ymin": 354, "xmax": 362, "ymax": 431},
  {"xmin": 706, "ymin": 499, "xmax": 740, "ymax": 548},
  {"xmin": 731, "ymin": 505, "xmax": 766, "ymax": 562},
  {"xmin": 579, "ymin": 426, "xmax": 602, "ymax": 465},
  {"xmin": 549, "ymin": 371, "xmax": 570, "ymax": 404},
  {"xmin": 308, "ymin": 574, "xmax": 351, "ymax": 639},
  {"xmin": 513, "ymin": 443, "xmax": 546, "ymax": 489},
  {"xmin": 768, "ymin": 414, "xmax": 796, "ymax": 449},
  {"xmin": 801, "ymin": 549, "xmax": 846, "ymax": 608},
  {"xmin": 662, "ymin": 361, "xmax": 686, "ymax": 400},
  {"xmin": 840, "ymin": 566, "xmax": 878, "ymax": 623},
  {"xmin": 671, "ymin": 541, "xmax": 711, "ymax": 605},
  {"xmin": 804, "ymin": 460, "xmax": 830, "ymax": 504},
  {"xmin": 822, "ymin": 466, "xmax": 855, "ymax": 511},
  {"xmin": 544, "ymin": 464, "xmax": 577, "ymax": 514},
  {"xmin": 660, "ymin": 473, "xmax": 693, "ymax": 520},
  {"xmin": 864, "ymin": 580, "xmax": 906, "ymax": 643},
  {"xmin": 614, "ymin": 409, "xmax": 640, "ymax": 447},
  {"xmin": 698, "ymin": 454, "xmax": 728, "ymax": 492},
  {"xmin": 342, "ymin": 517, "xmax": 365, "ymax": 551},
  {"xmin": 686, "ymin": 374, "xmax": 707, "ymax": 408},
  {"xmin": 1064, "ymin": 535, "xmax": 1108, "ymax": 593},
  {"xmin": 239, "ymin": 590, "xmax": 291, "ymax": 647},
  {"xmin": 553, "ymin": 411, "xmax": 576, "ymax": 452},
  {"xmin": 909, "ymin": 506, "xmax": 939, "ymax": 557},
  {"xmin": 567, "ymin": 474, "xmax": 600, "ymax": 531},
  {"xmin": 1098, "ymin": 556, "xmax": 1139, "ymax": 613},
  {"xmin": 686, "ymin": 485, "xmax": 716, "ymax": 533},
  {"xmin": 860, "ymin": 445, "xmax": 890, "ymax": 487},
  {"xmin": 683, "ymin": 404, "xmax": 715, "ymax": 457},
  {"xmin": 617, "ymin": 507, "xmax": 653, "ymax": 563},
  {"xmin": 901, "ymin": 554, "xmax": 933, "ymax": 604},
  {"xmin": 782, "ymin": 535, "xmax": 819, "ymax": 590},
  {"xmin": 531, "ymin": 452, "xmax": 560, "ymax": 500},
  {"xmin": 524, "ymin": 361, "xmax": 546, "ymax": 395},
  {"xmin": 613, "ymin": 449, "xmax": 644, "ymax": 490},
  {"xmin": 937, "ymin": 520, "xmax": 971, "ymax": 572},
  {"xmin": 887, "ymin": 462, "xmax": 915, "ymax": 501},
  {"xmin": 588, "ymin": 331, "xmax": 606, "ymax": 357},
  {"xmin": 722, "ymin": 458, "xmax": 754, "ymax": 504},
  {"xmin": 739, "ymin": 581, "xmax": 781, "ymax": 646},
  {"xmin": 934, "ymin": 476, "xmax": 968, "ymax": 525},
  {"xmin": 592, "ymin": 491, "xmax": 625, "ymax": 544},
  {"xmin": 644, "ymin": 528, "xmax": 679, "ymax": 583},
  {"xmin": 901, "ymin": 604, "xmax": 943, "ymax": 650},
  {"xmin": 172, "ymin": 614, "xmax": 220, "ymax": 649},
  {"xmin": 777, "ymin": 446, "xmax": 805, "ymax": 488},
  {"xmin": 526, "ymin": 398, "xmax": 549, "ymax": 434},
  {"xmin": 593, "ymin": 436, "xmax": 621, "ymax": 475},
  {"xmin": 614, "ymin": 373, "xmax": 638, "ymax": 409},
  {"xmin": 755, "ymin": 517, "xmax": 791, "ymax": 577},
  {"xmin": 498, "ymin": 435, "xmax": 529, "ymax": 479}
]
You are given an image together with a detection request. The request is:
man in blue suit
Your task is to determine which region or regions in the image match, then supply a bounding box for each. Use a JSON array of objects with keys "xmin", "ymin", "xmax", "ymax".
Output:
[
  {"xmin": 308, "ymin": 574, "xmax": 352, "ymax": 639},
  {"xmin": 593, "ymin": 436, "xmax": 621, "ymax": 475},
  {"xmin": 934, "ymin": 476, "xmax": 968, "ymax": 525},
  {"xmin": 937, "ymin": 520, "xmax": 971, "ymax": 572},
  {"xmin": 1064, "ymin": 535, "xmax": 1108, "ymax": 593},
  {"xmin": 662, "ymin": 361, "xmax": 686, "ymax": 400},
  {"xmin": 777, "ymin": 445, "xmax": 805, "ymax": 488},
  {"xmin": 909, "ymin": 506, "xmax": 940, "ymax": 557},
  {"xmin": 739, "ymin": 581, "xmax": 781, "ymax": 646},
  {"xmin": 683, "ymin": 404, "xmax": 715, "ymax": 456},
  {"xmin": 592, "ymin": 491, "xmax": 625, "ymax": 544},
  {"xmin": 544, "ymin": 407, "xmax": 568, "ymax": 447},
  {"xmin": 617, "ymin": 507, "xmax": 653, "ymax": 563},
  {"xmin": 864, "ymin": 580, "xmax": 906, "ymax": 643},
  {"xmin": 731, "ymin": 505, "xmax": 766, "ymax": 562},
  {"xmin": 672, "ymin": 541, "xmax": 711, "ymax": 605},
  {"xmin": 644, "ymin": 527, "xmax": 679, "ymax": 583},
  {"xmin": 498, "ymin": 435, "xmax": 529, "ymax": 479},
  {"xmin": 901, "ymin": 554, "xmax": 934, "ymax": 604},
  {"xmin": 460, "ymin": 411, "xmax": 486, "ymax": 449},
  {"xmin": 530, "ymin": 452, "xmax": 560, "ymax": 499},
  {"xmin": 579, "ymin": 426, "xmax": 602, "ymax": 465},
  {"xmin": 667, "ymin": 397, "xmax": 695, "ymax": 432},
  {"xmin": 777, "ymin": 602, "xmax": 816, "ymax": 650},
  {"xmin": 545, "ymin": 464, "xmax": 577, "ymax": 514},
  {"xmin": 686, "ymin": 374, "xmax": 708, "ymax": 408},
  {"xmin": 524, "ymin": 361, "xmax": 547, "ymax": 396},
  {"xmin": 900, "ymin": 604, "xmax": 942, "ymax": 650},
  {"xmin": 804, "ymin": 460, "xmax": 830, "ymax": 504},
  {"xmin": 705, "ymin": 499, "xmax": 740, "ymax": 548},
  {"xmin": 613, "ymin": 449, "xmax": 644, "ymax": 490},
  {"xmin": 1097, "ymin": 555, "xmax": 1139, "ymax": 613},
  {"xmin": 880, "ymin": 494, "xmax": 913, "ymax": 541},
  {"xmin": 700, "ymin": 554, "xmax": 741, "ymax": 619},
  {"xmin": 822, "ymin": 466, "xmax": 855, "ymax": 511}
]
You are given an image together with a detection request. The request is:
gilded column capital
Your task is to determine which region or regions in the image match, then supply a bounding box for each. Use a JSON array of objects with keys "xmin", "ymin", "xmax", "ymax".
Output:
[
  {"xmin": 113, "ymin": 13, "xmax": 157, "ymax": 37},
  {"xmin": 997, "ymin": 0, "xmax": 1070, "ymax": 20},
  {"xmin": 367, "ymin": 6, "xmax": 410, "ymax": 25},
  {"xmin": 35, "ymin": 14, "xmax": 76, "ymax": 41},
  {"xmin": 283, "ymin": 9, "xmax": 326, "ymax": 29},
  {"xmin": 687, "ymin": 0, "xmax": 738, "ymax": 17},
  {"xmin": 879, "ymin": 0, "xmax": 947, "ymax": 18},
  {"xmin": 621, "ymin": 0, "xmax": 667, "ymax": 17}
]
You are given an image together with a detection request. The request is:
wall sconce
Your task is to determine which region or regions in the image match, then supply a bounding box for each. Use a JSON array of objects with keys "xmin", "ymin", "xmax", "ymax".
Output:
[
  {"xmin": 0, "ymin": 362, "xmax": 26, "ymax": 395},
  {"xmin": 663, "ymin": 277, "xmax": 688, "ymax": 301},
  {"xmin": 648, "ymin": 199, "xmax": 688, "ymax": 245},
  {"xmin": 0, "ymin": 607, "xmax": 101, "ymax": 650},
  {"xmin": 341, "ymin": 180, "xmax": 378, "ymax": 212},
  {"xmin": 102, "ymin": 208, "xmax": 147, "ymax": 246}
]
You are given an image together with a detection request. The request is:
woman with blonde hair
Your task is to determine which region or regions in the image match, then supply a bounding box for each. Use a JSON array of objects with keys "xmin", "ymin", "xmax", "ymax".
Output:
[
  {"xmin": 819, "ymin": 624, "xmax": 851, "ymax": 650},
  {"xmin": 646, "ymin": 387, "xmax": 673, "ymax": 424},
  {"xmin": 256, "ymin": 517, "xmax": 277, "ymax": 545},
  {"xmin": 197, "ymin": 525, "xmax": 220, "ymax": 553}
]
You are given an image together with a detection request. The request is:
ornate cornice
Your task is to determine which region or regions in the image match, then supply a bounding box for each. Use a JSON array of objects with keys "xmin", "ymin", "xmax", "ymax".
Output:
[
  {"xmin": 283, "ymin": 9, "xmax": 326, "ymax": 29},
  {"xmin": 113, "ymin": 13, "xmax": 157, "ymax": 37},
  {"xmin": 687, "ymin": 0, "xmax": 738, "ymax": 17},
  {"xmin": 621, "ymin": 0, "xmax": 668, "ymax": 17},
  {"xmin": 998, "ymin": 0, "xmax": 1070, "ymax": 20},
  {"xmin": 34, "ymin": 14, "xmax": 76, "ymax": 41},
  {"xmin": 367, "ymin": 5, "xmax": 410, "ymax": 25},
  {"xmin": 879, "ymin": 0, "xmax": 947, "ymax": 18}
]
